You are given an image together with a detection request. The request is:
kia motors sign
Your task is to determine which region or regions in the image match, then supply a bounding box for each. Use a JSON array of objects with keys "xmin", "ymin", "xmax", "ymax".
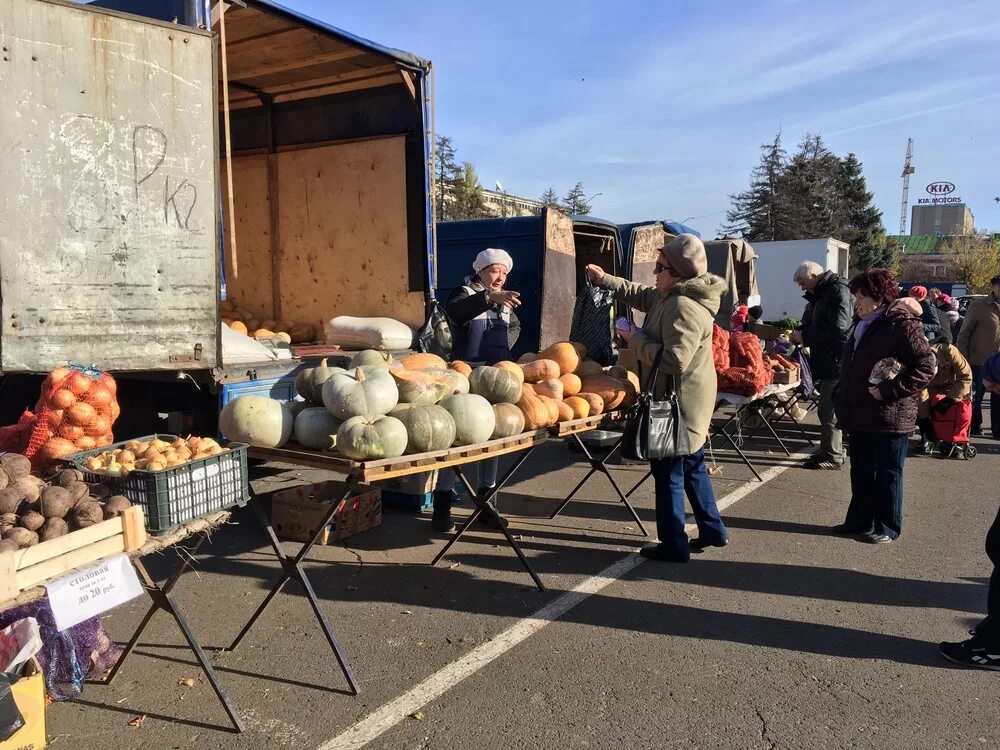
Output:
[
  {"xmin": 917, "ymin": 182, "xmax": 962, "ymax": 205},
  {"xmin": 926, "ymin": 182, "xmax": 955, "ymax": 195}
]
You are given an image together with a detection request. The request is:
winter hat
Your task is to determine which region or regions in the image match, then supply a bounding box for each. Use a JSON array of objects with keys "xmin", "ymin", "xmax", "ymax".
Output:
[
  {"xmin": 908, "ymin": 285, "xmax": 928, "ymax": 300},
  {"xmin": 893, "ymin": 297, "xmax": 923, "ymax": 316},
  {"xmin": 473, "ymin": 248, "xmax": 513, "ymax": 273},
  {"xmin": 983, "ymin": 353, "xmax": 1000, "ymax": 384},
  {"xmin": 662, "ymin": 234, "xmax": 707, "ymax": 279}
]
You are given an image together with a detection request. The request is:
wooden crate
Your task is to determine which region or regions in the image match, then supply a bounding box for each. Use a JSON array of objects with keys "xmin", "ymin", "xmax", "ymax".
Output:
[{"xmin": 0, "ymin": 507, "xmax": 146, "ymax": 602}]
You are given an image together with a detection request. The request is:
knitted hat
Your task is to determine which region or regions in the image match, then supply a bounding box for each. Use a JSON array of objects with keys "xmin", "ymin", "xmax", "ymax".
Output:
[
  {"xmin": 473, "ymin": 248, "xmax": 513, "ymax": 273},
  {"xmin": 908, "ymin": 285, "xmax": 928, "ymax": 300},
  {"xmin": 662, "ymin": 234, "xmax": 707, "ymax": 279}
]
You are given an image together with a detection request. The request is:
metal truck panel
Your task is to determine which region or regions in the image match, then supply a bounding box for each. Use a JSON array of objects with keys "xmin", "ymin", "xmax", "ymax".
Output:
[{"xmin": 0, "ymin": 0, "xmax": 219, "ymax": 373}]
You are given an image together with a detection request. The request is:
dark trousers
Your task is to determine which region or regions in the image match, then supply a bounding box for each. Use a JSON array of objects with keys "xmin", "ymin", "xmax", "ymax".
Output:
[
  {"xmin": 650, "ymin": 448, "xmax": 727, "ymax": 555},
  {"xmin": 971, "ymin": 365, "xmax": 999, "ymax": 436},
  {"xmin": 975, "ymin": 506, "xmax": 1000, "ymax": 648},
  {"xmin": 845, "ymin": 431, "xmax": 908, "ymax": 539}
]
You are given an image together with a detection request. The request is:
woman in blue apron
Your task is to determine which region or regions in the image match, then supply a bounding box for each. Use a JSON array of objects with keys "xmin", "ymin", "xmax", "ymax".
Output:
[{"xmin": 432, "ymin": 248, "xmax": 522, "ymax": 532}]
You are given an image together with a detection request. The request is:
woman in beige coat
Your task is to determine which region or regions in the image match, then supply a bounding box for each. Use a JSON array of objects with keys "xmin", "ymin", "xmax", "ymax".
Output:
[{"xmin": 585, "ymin": 234, "xmax": 728, "ymax": 562}]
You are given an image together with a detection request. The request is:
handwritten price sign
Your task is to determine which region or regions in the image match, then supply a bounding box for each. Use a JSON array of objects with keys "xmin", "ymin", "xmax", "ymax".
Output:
[{"xmin": 45, "ymin": 554, "xmax": 143, "ymax": 632}]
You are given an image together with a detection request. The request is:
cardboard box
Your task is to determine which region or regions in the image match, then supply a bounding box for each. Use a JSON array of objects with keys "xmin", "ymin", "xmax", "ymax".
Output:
[
  {"xmin": 377, "ymin": 470, "xmax": 438, "ymax": 496},
  {"xmin": 748, "ymin": 322, "xmax": 784, "ymax": 341},
  {"xmin": 0, "ymin": 660, "xmax": 46, "ymax": 750},
  {"xmin": 271, "ymin": 481, "xmax": 381, "ymax": 545},
  {"xmin": 772, "ymin": 370, "xmax": 800, "ymax": 385}
]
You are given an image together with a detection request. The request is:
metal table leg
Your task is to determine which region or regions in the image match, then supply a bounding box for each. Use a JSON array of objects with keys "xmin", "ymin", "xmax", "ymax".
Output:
[
  {"xmin": 710, "ymin": 403, "xmax": 764, "ymax": 482},
  {"xmin": 92, "ymin": 537, "xmax": 245, "ymax": 734},
  {"xmin": 226, "ymin": 481, "xmax": 361, "ymax": 696},
  {"xmin": 431, "ymin": 448, "xmax": 546, "ymax": 591},
  {"xmin": 548, "ymin": 434, "xmax": 649, "ymax": 536}
]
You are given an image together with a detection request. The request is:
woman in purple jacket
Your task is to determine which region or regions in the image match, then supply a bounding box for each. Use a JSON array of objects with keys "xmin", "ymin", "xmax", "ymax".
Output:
[{"xmin": 832, "ymin": 269, "xmax": 936, "ymax": 543}]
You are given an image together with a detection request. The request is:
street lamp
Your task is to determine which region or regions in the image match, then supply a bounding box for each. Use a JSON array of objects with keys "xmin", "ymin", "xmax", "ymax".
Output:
[
  {"xmin": 495, "ymin": 181, "xmax": 507, "ymax": 217},
  {"xmin": 585, "ymin": 192, "xmax": 603, "ymax": 213}
]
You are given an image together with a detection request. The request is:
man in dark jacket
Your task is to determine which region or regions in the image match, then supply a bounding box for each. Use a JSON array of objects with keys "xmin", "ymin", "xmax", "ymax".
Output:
[
  {"xmin": 790, "ymin": 262, "xmax": 853, "ymax": 469},
  {"xmin": 908, "ymin": 285, "xmax": 942, "ymax": 341}
]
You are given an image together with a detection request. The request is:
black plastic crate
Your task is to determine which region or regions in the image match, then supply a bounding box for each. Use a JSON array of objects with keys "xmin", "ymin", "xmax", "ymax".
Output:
[{"xmin": 68, "ymin": 434, "xmax": 250, "ymax": 532}]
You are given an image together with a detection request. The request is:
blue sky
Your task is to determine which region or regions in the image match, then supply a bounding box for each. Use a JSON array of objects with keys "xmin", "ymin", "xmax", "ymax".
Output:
[{"xmin": 291, "ymin": 0, "xmax": 999, "ymax": 236}]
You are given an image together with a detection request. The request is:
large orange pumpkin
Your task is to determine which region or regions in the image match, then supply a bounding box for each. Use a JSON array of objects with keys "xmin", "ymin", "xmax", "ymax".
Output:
[
  {"xmin": 556, "ymin": 400, "xmax": 575, "ymax": 422},
  {"xmin": 563, "ymin": 396, "xmax": 591, "ymax": 419},
  {"xmin": 575, "ymin": 359, "xmax": 604, "ymax": 377},
  {"xmin": 559, "ymin": 373, "xmax": 582, "ymax": 396},
  {"xmin": 577, "ymin": 392, "xmax": 605, "ymax": 415},
  {"xmin": 516, "ymin": 386, "xmax": 550, "ymax": 430},
  {"xmin": 608, "ymin": 365, "xmax": 641, "ymax": 393},
  {"xmin": 537, "ymin": 395, "xmax": 560, "ymax": 426},
  {"xmin": 580, "ymin": 375, "xmax": 628, "ymax": 411},
  {"xmin": 521, "ymin": 358, "xmax": 560, "ymax": 384},
  {"xmin": 539, "ymin": 342, "xmax": 581, "ymax": 376},
  {"xmin": 399, "ymin": 353, "xmax": 447, "ymax": 371},
  {"xmin": 533, "ymin": 378, "xmax": 564, "ymax": 401},
  {"xmin": 569, "ymin": 341, "xmax": 588, "ymax": 358},
  {"xmin": 494, "ymin": 361, "xmax": 525, "ymax": 385}
]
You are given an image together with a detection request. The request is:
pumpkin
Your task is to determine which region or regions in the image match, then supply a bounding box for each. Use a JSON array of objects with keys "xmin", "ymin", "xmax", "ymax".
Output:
[
  {"xmin": 580, "ymin": 375, "xmax": 628, "ymax": 411},
  {"xmin": 539, "ymin": 342, "xmax": 581, "ymax": 376},
  {"xmin": 616, "ymin": 377, "xmax": 639, "ymax": 410},
  {"xmin": 293, "ymin": 407, "xmax": 342, "ymax": 450},
  {"xmin": 393, "ymin": 404, "xmax": 456, "ymax": 454},
  {"xmin": 469, "ymin": 366, "xmax": 523, "ymax": 404},
  {"xmin": 556, "ymin": 400, "xmax": 575, "ymax": 422},
  {"xmin": 229, "ymin": 321, "xmax": 249, "ymax": 335},
  {"xmin": 295, "ymin": 359, "xmax": 344, "ymax": 403},
  {"xmin": 533, "ymin": 378, "xmax": 564, "ymax": 401},
  {"xmin": 220, "ymin": 395, "xmax": 294, "ymax": 448},
  {"xmin": 516, "ymin": 386, "xmax": 549, "ymax": 431},
  {"xmin": 577, "ymin": 392, "xmax": 605, "ymax": 415},
  {"xmin": 350, "ymin": 349, "xmax": 394, "ymax": 369},
  {"xmin": 521, "ymin": 358, "xmax": 560, "ymax": 384},
  {"xmin": 399, "ymin": 353, "xmax": 447, "ymax": 371},
  {"xmin": 440, "ymin": 394, "xmax": 496, "ymax": 446},
  {"xmin": 569, "ymin": 341, "xmax": 588, "ymax": 358},
  {"xmin": 559, "ymin": 373, "xmax": 582, "ymax": 396},
  {"xmin": 494, "ymin": 361, "xmax": 525, "ymax": 384},
  {"xmin": 275, "ymin": 332, "xmax": 292, "ymax": 344},
  {"xmin": 491, "ymin": 403, "xmax": 526, "ymax": 438},
  {"xmin": 575, "ymin": 359, "xmax": 604, "ymax": 376},
  {"xmin": 449, "ymin": 360, "xmax": 473, "ymax": 377},
  {"xmin": 517, "ymin": 352, "xmax": 538, "ymax": 364},
  {"xmin": 286, "ymin": 400, "xmax": 313, "ymax": 418},
  {"xmin": 253, "ymin": 328, "xmax": 277, "ymax": 339},
  {"xmin": 608, "ymin": 366, "xmax": 641, "ymax": 393},
  {"xmin": 563, "ymin": 396, "xmax": 591, "ymax": 419},
  {"xmin": 336, "ymin": 415, "xmax": 408, "ymax": 460},
  {"xmin": 322, "ymin": 368, "xmax": 399, "ymax": 419},
  {"xmin": 390, "ymin": 368, "xmax": 452, "ymax": 405},
  {"xmin": 537, "ymin": 395, "xmax": 560, "ymax": 426}
]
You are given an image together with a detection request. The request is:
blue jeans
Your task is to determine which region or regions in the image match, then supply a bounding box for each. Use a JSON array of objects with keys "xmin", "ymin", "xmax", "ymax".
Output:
[
  {"xmin": 971, "ymin": 365, "xmax": 999, "ymax": 436},
  {"xmin": 649, "ymin": 449, "xmax": 727, "ymax": 555},
  {"xmin": 845, "ymin": 431, "xmax": 908, "ymax": 539}
]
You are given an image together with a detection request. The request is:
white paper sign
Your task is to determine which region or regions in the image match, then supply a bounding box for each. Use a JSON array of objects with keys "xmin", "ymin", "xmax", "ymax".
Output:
[{"xmin": 45, "ymin": 554, "xmax": 144, "ymax": 632}]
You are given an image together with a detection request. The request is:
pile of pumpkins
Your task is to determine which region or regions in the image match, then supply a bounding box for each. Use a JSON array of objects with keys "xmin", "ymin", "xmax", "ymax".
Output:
[
  {"xmin": 220, "ymin": 298, "xmax": 316, "ymax": 344},
  {"xmin": 218, "ymin": 342, "xmax": 639, "ymax": 462}
]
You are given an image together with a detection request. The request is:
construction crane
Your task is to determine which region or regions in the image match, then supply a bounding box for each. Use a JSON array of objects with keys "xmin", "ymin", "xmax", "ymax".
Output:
[{"xmin": 900, "ymin": 138, "xmax": 915, "ymax": 235}]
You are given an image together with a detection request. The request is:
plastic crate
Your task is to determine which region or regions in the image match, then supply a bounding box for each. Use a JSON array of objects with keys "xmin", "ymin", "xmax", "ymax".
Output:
[{"xmin": 68, "ymin": 434, "xmax": 250, "ymax": 532}]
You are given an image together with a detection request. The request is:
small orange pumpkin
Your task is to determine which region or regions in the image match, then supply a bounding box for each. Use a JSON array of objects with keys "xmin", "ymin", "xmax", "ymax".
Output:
[
  {"xmin": 563, "ymin": 396, "xmax": 591, "ymax": 419},
  {"xmin": 539, "ymin": 342, "xmax": 581, "ymax": 376},
  {"xmin": 533, "ymin": 378, "xmax": 564, "ymax": 401},
  {"xmin": 449, "ymin": 360, "xmax": 473, "ymax": 377},
  {"xmin": 580, "ymin": 375, "xmax": 628, "ymax": 411},
  {"xmin": 521, "ymin": 358, "xmax": 560, "ymax": 384},
  {"xmin": 516, "ymin": 385, "xmax": 550, "ymax": 430},
  {"xmin": 559, "ymin": 373, "xmax": 582, "ymax": 396},
  {"xmin": 399, "ymin": 353, "xmax": 448, "ymax": 371},
  {"xmin": 577, "ymin": 392, "xmax": 605, "ymax": 416},
  {"xmin": 556, "ymin": 400, "xmax": 575, "ymax": 422}
]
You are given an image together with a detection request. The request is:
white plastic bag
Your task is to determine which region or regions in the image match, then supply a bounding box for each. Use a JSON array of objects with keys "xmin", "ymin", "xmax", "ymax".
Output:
[{"xmin": 323, "ymin": 316, "xmax": 414, "ymax": 351}]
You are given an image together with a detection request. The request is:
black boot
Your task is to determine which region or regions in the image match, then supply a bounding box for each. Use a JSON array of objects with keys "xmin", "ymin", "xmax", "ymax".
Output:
[
  {"xmin": 476, "ymin": 486, "xmax": 509, "ymax": 529},
  {"xmin": 431, "ymin": 490, "xmax": 456, "ymax": 532}
]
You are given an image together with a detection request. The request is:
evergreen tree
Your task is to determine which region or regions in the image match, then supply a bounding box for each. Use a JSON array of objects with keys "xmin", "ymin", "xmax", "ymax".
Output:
[
  {"xmin": 721, "ymin": 133, "xmax": 789, "ymax": 240},
  {"xmin": 853, "ymin": 233, "xmax": 901, "ymax": 274},
  {"xmin": 434, "ymin": 135, "xmax": 460, "ymax": 221},
  {"xmin": 780, "ymin": 133, "xmax": 841, "ymax": 239},
  {"xmin": 451, "ymin": 162, "xmax": 487, "ymax": 219},
  {"xmin": 562, "ymin": 182, "xmax": 592, "ymax": 215},
  {"xmin": 540, "ymin": 187, "xmax": 560, "ymax": 207},
  {"xmin": 834, "ymin": 153, "xmax": 886, "ymax": 269}
]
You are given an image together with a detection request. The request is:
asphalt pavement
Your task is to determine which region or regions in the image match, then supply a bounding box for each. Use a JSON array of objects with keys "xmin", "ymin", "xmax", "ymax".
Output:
[{"xmin": 45, "ymin": 413, "xmax": 1000, "ymax": 750}]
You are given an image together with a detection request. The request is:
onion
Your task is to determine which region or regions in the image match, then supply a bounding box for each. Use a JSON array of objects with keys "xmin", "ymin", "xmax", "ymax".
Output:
[
  {"xmin": 68, "ymin": 402, "xmax": 97, "ymax": 426},
  {"xmin": 66, "ymin": 372, "xmax": 94, "ymax": 396},
  {"xmin": 51, "ymin": 389, "xmax": 76, "ymax": 410}
]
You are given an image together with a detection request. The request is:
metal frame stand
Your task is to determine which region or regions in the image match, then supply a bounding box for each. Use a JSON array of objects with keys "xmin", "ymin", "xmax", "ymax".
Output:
[
  {"xmin": 93, "ymin": 537, "xmax": 245, "ymax": 733},
  {"xmin": 431, "ymin": 447, "xmax": 546, "ymax": 591},
  {"xmin": 752, "ymin": 388, "xmax": 814, "ymax": 446},
  {"xmin": 227, "ymin": 483, "xmax": 360, "ymax": 696},
  {"xmin": 709, "ymin": 399, "xmax": 765, "ymax": 482},
  {"xmin": 547, "ymin": 434, "xmax": 649, "ymax": 536}
]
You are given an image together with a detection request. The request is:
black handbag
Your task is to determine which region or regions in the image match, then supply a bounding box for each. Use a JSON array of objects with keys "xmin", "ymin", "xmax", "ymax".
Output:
[
  {"xmin": 621, "ymin": 347, "xmax": 690, "ymax": 461},
  {"xmin": 570, "ymin": 276, "xmax": 616, "ymax": 366}
]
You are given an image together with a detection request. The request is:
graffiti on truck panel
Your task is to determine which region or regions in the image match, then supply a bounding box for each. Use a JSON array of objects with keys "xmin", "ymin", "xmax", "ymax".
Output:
[{"xmin": 60, "ymin": 115, "xmax": 202, "ymax": 233}]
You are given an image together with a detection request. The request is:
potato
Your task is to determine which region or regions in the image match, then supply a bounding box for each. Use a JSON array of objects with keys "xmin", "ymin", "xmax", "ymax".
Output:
[
  {"xmin": 19, "ymin": 510, "xmax": 45, "ymax": 532},
  {"xmin": 103, "ymin": 495, "xmax": 132, "ymax": 519},
  {"xmin": 14, "ymin": 477, "xmax": 43, "ymax": 504},
  {"xmin": 56, "ymin": 468, "xmax": 85, "ymax": 487},
  {"xmin": 39, "ymin": 486, "xmax": 73, "ymax": 519},
  {"xmin": 0, "ymin": 539, "xmax": 18, "ymax": 554},
  {"xmin": 73, "ymin": 502, "xmax": 104, "ymax": 529},
  {"xmin": 0, "ymin": 454, "xmax": 31, "ymax": 480},
  {"xmin": 0, "ymin": 468, "xmax": 8, "ymax": 491},
  {"xmin": 88, "ymin": 483, "xmax": 111, "ymax": 501},
  {"xmin": 2, "ymin": 527, "xmax": 38, "ymax": 548},
  {"xmin": 0, "ymin": 487, "xmax": 26, "ymax": 516},
  {"xmin": 40, "ymin": 517, "xmax": 69, "ymax": 542},
  {"xmin": 1, "ymin": 513, "xmax": 17, "ymax": 527}
]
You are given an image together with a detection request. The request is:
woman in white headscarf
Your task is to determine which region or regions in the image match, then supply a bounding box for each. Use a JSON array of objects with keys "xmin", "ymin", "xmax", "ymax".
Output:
[{"xmin": 432, "ymin": 249, "xmax": 522, "ymax": 532}]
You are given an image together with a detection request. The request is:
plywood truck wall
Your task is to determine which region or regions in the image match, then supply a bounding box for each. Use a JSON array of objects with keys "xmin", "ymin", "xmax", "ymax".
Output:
[{"xmin": 223, "ymin": 136, "xmax": 423, "ymax": 330}]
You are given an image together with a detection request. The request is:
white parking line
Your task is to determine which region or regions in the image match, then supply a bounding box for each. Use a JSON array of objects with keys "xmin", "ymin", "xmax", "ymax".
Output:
[{"xmin": 318, "ymin": 451, "xmax": 812, "ymax": 750}]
